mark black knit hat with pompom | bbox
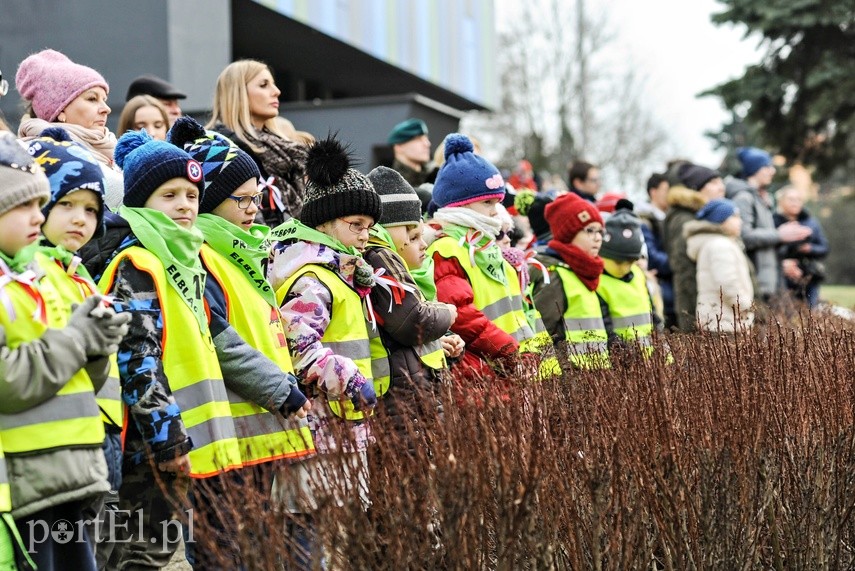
[299,135,381,228]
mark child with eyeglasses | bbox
[528,192,611,370]
[426,134,555,382]
[268,135,381,517]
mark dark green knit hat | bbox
[387,118,428,145]
[299,136,381,228]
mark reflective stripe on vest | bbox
[554,266,610,370]
[201,244,315,465]
[276,264,375,421]
[368,326,391,397]
[417,338,446,370]
[100,247,242,478]
[35,253,125,427]
[0,447,9,513]
[597,268,654,358]
[429,237,535,347]
[0,258,104,454]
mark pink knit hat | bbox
[15,49,109,122]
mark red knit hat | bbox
[544,192,604,243]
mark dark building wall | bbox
[280,94,463,173]
[0,0,169,131]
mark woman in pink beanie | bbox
[16,49,124,210]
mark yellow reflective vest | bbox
[428,236,557,375]
[597,266,654,357]
[276,264,377,421]
[34,252,123,429]
[100,247,242,478]
[553,266,611,369]
[0,262,104,455]
[200,244,315,465]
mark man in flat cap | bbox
[388,118,435,187]
[126,74,187,126]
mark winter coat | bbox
[527,251,568,343]
[78,211,134,281]
[773,209,829,307]
[363,244,451,434]
[725,177,780,298]
[0,318,110,520]
[663,185,707,332]
[684,220,754,333]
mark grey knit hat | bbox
[367,166,421,227]
[299,136,381,228]
[600,205,644,262]
[0,132,51,217]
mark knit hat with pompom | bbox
[298,135,381,228]
[168,116,260,213]
[431,133,505,209]
[114,129,204,207]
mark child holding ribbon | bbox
[362,166,460,433]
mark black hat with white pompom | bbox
[298,135,381,229]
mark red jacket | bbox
[432,251,519,374]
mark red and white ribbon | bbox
[364,267,417,330]
[458,229,494,268]
[525,251,550,285]
[0,259,45,323]
[258,176,286,212]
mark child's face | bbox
[570,223,604,257]
[212,178,261,229]
[322,215,375,252]
[721,214,742,237]
[389,223,428,270]
[497,222,512,249]
[42,190,100,252]
[463,197,500,218]
[144,178,199,229]
[0,199,45,258]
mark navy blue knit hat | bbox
[431,134,505,209]
[737,147,772,178]
[26,128,106,238]
[697,198,738,224]
[114,129,204,207]
[168,117,260,214]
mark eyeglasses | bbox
[583,226,605,237]
[225,192,263,210]
[342,219,375,234]
[496,230,508,241]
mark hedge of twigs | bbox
[186,309,855,570]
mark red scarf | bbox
[547,240,604,291]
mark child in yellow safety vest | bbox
[268,136,380,511]
[95,130,247,568]
[169,118,317,567]
[23,127,128,568]
[427,134,553,381]
[529,192,611,370]
[0,132,130,570]
[595,202,662,360]
[362,166,461,436]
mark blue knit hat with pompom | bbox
[431,134,505,209]
[114,129,204,207]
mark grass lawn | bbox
[821,285,855,309]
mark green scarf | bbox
[120,206,208,332]
[369,225,438,301]
[196,214,276,307]
[270,218,361,257]
[440,223,507,285]
[35,240,93,281]
[0,243,39,274]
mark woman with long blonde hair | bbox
[208,59,311,226]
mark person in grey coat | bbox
[725,147,812,301]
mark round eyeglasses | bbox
[341,219,375,234]
[225,192,263,210]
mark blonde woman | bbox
[207,59,310,226]
[117,95,169,140]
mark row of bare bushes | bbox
[190,310,855,570]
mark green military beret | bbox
[387,118,428,145]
